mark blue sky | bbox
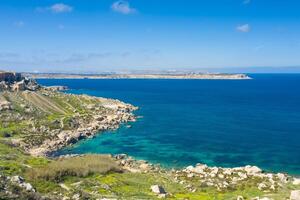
[1,0,300,72]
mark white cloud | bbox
[243,0,251,4]
[13,21,25,28]
[236,24,250,33]
[111,1,136,14]
[37,3,73,14]
[50,3,73,13]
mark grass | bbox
[1,90,300,199]
[0,138,298,200]
[25,155,122,182]
[0,122,27,138]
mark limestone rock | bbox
[0,100,12,111]
[150,185,166,194]
[244,165,262,175]
[293,178,300,185]
[291,190,300,200]
[258,183,267,191]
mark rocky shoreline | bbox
[1,72,300,200]
[26,97,138,157]
[55,153,300,199]
[0,72,138,157]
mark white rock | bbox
[20,182,35,192]
[186,166,194,171]
[139,163,150,171]
[291,190,300,200]
[11,176,24,183]
[277,173,288,183]
[238,172,248,180]
[211,167,219,174]
[223,169,233,175]
[244,165,262,175]
[72,194,80,200]
[258,183,267,190]
[193,164,208,174]
[218,174,225,179]
[293,178,300,185]
[237,196,244,200]
[150,185,166,194]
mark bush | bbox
[26,155,122,182]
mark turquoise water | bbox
[38,74,300,175]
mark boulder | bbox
[10,175,24,183]
[72,194,80,200]
[257,183,267,191]
[193,164,208,174]
[140,163,151,171]
[12,80,26,91]
[244,165,262,175]
[150,185,166,194]
[20,182,35,192]
[0,81,8,90]
[291,190,300,200]
[0,101,12,111]
[277,173,288,183]
[10,176,35,192]
[293,178,300,185]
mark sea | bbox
[38,74,300,175]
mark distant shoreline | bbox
[25,73,252,80]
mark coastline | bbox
[25,93,138,157]
[1,73,300,199]
[25,73,252,80]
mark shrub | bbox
[26,155,122,182]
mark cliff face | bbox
[0,72,40,92]
[0,72,22,83]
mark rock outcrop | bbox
[150,185,167,198]
[291,190,300,200]
[0,72,40,92]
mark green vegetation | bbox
[0,136,299,199]
[1,89,299,200]
[26,155,122,182]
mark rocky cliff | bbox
[0,72,40,92]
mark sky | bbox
[1,0,300,72]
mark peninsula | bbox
[25,72,251,80]
[0,72,299,200]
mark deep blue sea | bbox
[38,74,300,175]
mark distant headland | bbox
[24,72,251,80]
